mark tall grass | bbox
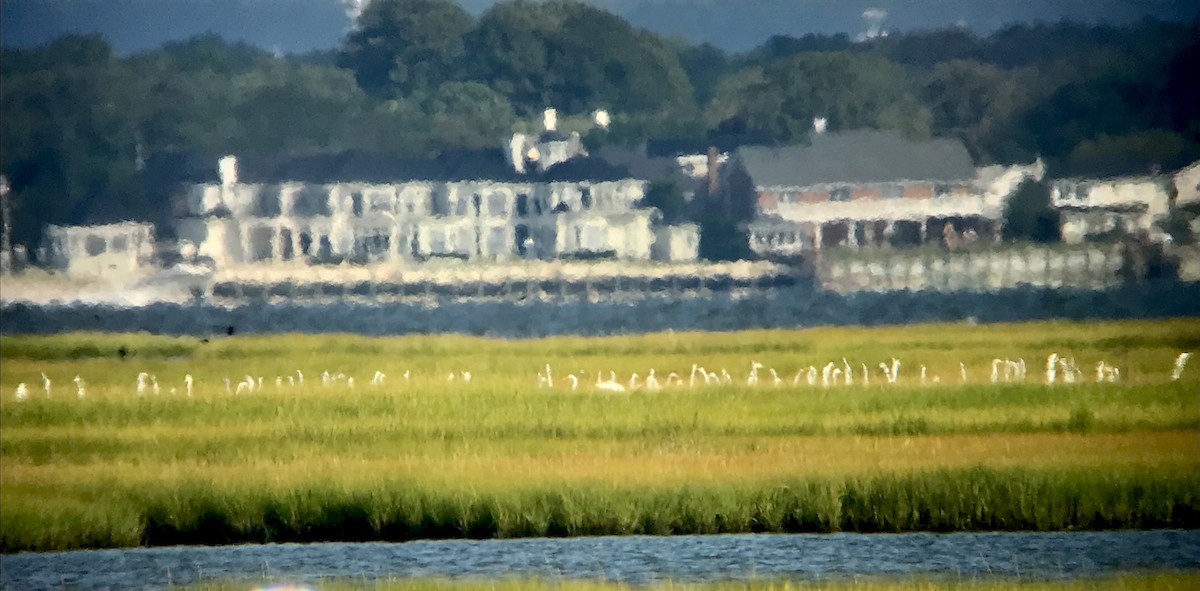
[1,319,1197,552]
[3,467,1197,552]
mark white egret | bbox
[596,372,626,392]
[185,374,194,397]
[1046,353,1059,384]
[1172,352,1192,381]
[566,374,579,391]
[747,361,763,386]
[960,363,967,384]
[646,369,661,391]
[73,375,86,398]
[15,383,28,400]
[41,373,51,397]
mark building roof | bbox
[162,148,643,186]
[594,146,688,186]
[646,133,772,158]
[734,129,975,188]
[539,156,633,182]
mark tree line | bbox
[1,0,1197,250]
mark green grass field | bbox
[1,319,1198,552]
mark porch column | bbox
[292,228,304,259]
[274,226,286,262]
[813,223,824,250]
[240,226,253,263]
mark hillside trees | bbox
[337,0,473,98]
[706,51,931,141]
[462,0,694,116]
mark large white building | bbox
[175,133,700,269]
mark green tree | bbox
[707,52,930,141]
[0,36,144,247]
[463,0,693,116]
[1002,179,1060,243]
[423,82,518,151]
[338,0,473,98]
[641,181,688,224]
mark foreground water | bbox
[3,531,1199,591]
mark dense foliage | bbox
[1,1,1197,250]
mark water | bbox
[3,530,1198,591]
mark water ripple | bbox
[3,530,1199,591]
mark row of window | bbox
[244,188,598,219]
[774,184,970,204]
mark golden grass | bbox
[1,319,1197,551]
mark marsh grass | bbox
[1,319,1198,552]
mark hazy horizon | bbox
[2,0,1195,55]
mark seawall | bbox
[2,281,1196,337]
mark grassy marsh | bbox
[1,319,1197,552]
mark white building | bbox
[44,222,156,277]
[175,148,697,268]
[1051,176,1173,244]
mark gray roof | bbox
[735,130,975,188]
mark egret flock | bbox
[7,352,1195,401]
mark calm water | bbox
[3,531,1199,591]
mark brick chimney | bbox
[706,146,720,198]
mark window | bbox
[280,229,294,260]
[84,235,106,256]
[581,187,593,209]
[111,236,129,252]
[351,193,364,217]
[516,194,529,217]
[831,188,851,202]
